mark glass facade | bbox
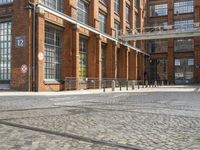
[0,21,11,82]
[174,0,193,14]
[77,0,89,24]
[150,4,168,17]
[44,26,62,81]
[41,0,63,12]
[174,19,194,30]
[174,38,194,52]
[99,12,107,33]
[79,36,88,80]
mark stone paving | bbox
[0,86,200,150]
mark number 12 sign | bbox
[15,36,26,48]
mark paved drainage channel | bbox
[0,120,145,150]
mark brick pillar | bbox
[107,41,117,79]
[137,54,144,80]
[88,33,97,78]
[120,0,126,34]
[194,0,200,83]
[118,46,128,80]
[167,0,174,84]
[108,0,114,36]
[35,10,45,91]
[96,35,102,87]
[129,51,138,80]
[11,0,32,91]
[168,39,174,83]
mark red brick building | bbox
[0,0,148,91]
[148,0,200,84]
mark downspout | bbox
[28,1,36,91]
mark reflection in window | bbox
[174,38,194,51]
[150,4,168,17]
[150,59,168,81]
[174,1,193,14]
[79,36,88,80]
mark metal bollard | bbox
[119,81,122,91]
[145,80,148,88]
[126,81,128,91]
[161,80,164,86]
[138,82,140,89]
[154,80,157,87]
[132,81,135,90]
[112,80,115,91]
[142,81,144,88]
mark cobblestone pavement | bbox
[0,86,200,150]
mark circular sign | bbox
[38,52,44,61]
[21,64,28,74]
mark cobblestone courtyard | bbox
[0,86,200,150]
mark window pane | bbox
[174,1,193,14]
[150,4,168,17]
[41,0,64,12]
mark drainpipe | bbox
[27,1,36,91]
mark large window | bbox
[114,20,120,38]
[77,0,89,24]
[134,11,139,29]
[44,26,62,81]
[41,0,63,12]
[0,0,12,4]
[174,1,193,14]
[148,40,168,53]
[79,37,88,80]
[126,4,130,23]
[99,11,107,33]
[0,21,11,82]
[134,0,139,9]
[174,19,194,30]
[114,0,120,15]
[174,38,194,51]
[99,0,107,5]
[150,4,168,17]
[101,44,106,79]
[149,20,168,30]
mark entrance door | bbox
[175,58,194,84]
[0,22,11,89]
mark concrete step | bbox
[0,84,10,90]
